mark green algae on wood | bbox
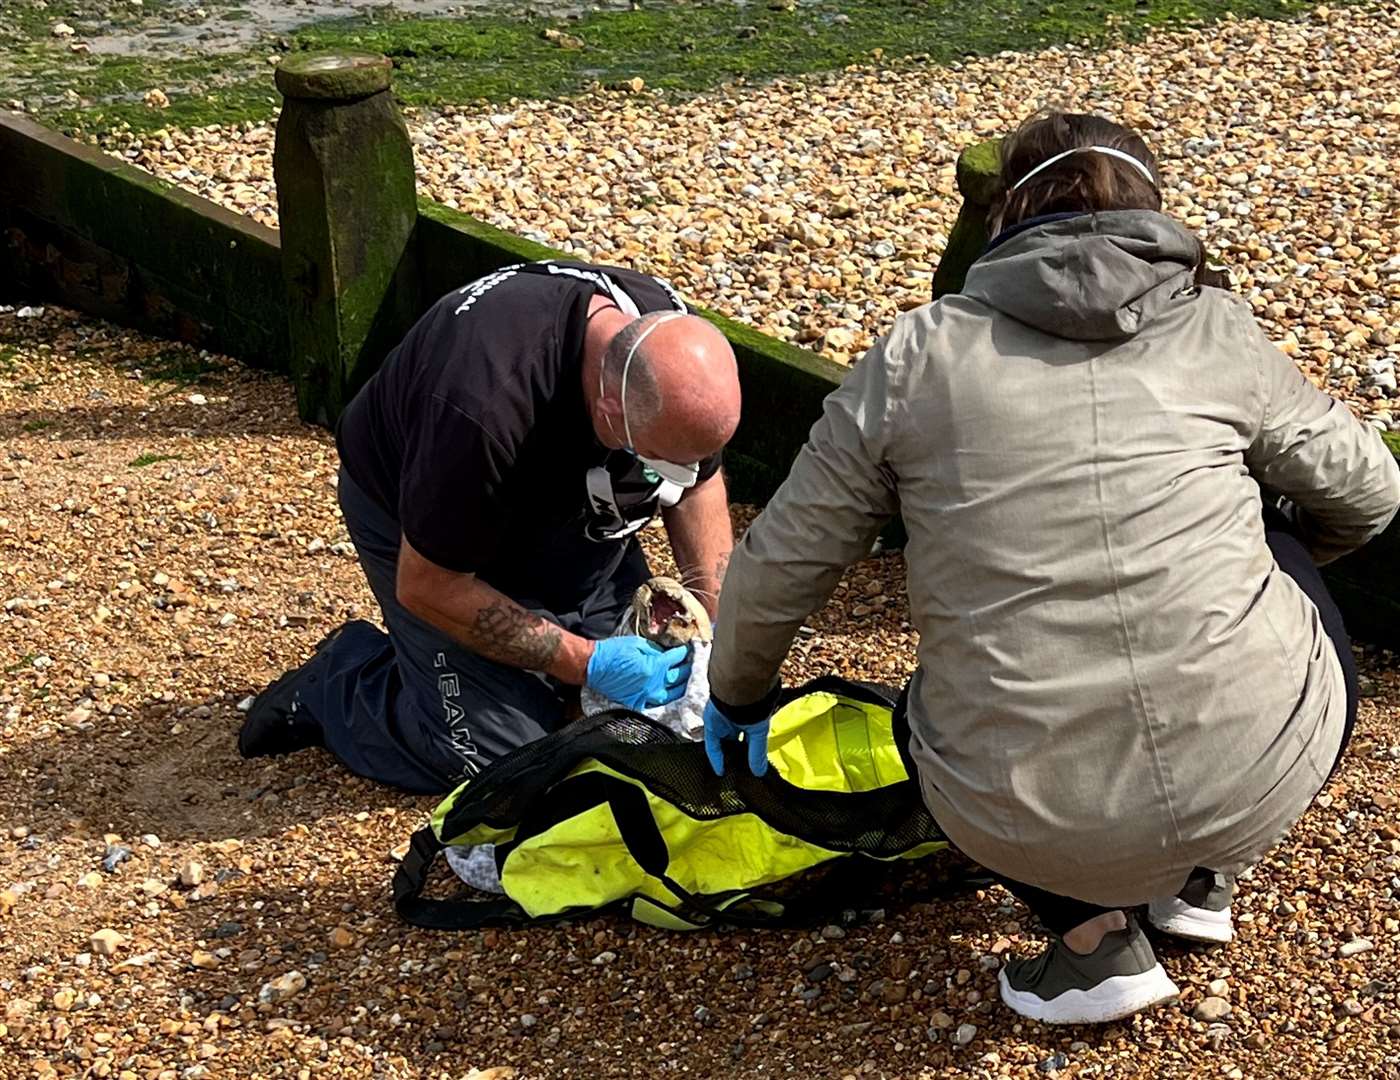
[274,50,393,100]
[273,50,420,426]
[932,138,1003,298]
[0,111,286,368]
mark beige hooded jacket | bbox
[709,211,1400,907]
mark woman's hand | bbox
[702,689,780,777]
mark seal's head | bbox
[628,576,712,650]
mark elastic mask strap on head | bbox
[1011,146,1157,192]
[619,312,686,451]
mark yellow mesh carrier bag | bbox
[393,677,950,930]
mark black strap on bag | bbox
[392,826,530,930]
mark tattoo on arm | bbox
[714,551,730,585]
[472,598,563,671]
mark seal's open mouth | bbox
[648,592,687,636]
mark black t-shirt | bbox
[336,261,722,613]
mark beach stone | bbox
[258,971,307,1004]
[1194,996,1232,1022]
[101,845,132,873]
[328,926,356,949]
[90,929,124,956]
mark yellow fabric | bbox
[765,692,909,791]
[631,897,704,930]
[499,800,661,918]
[432,786,517,848]
[495,758,947,921]
[434,690,947,925]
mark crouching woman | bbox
[702,111,1400,1024]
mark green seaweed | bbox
[18,0,1346,136]
[128,452,183,467]
[138,349,222,387]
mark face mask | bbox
[598,312,700,490]
[639,456,700,488]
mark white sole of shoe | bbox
[998,965,1181,1025]
[1147,897,1233,944]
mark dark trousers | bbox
[295,468,648,795]
[939,507,1359,936]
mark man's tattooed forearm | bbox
[472,599,563,671]
[714,551,731,585]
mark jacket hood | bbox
[962,211,1202,341]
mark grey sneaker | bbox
[1148,869,1234,944]
[998,917,1180,1024]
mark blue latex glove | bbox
[585,635,692,712]
[703,700,770,778]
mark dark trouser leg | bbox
[298,468,645,795]
[993,877,1118,937]
[1262,504,1359,775]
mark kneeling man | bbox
[239,261,741,793]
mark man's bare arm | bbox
[661,470,734,620]
[396,535,595,684]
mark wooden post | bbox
[931,138,1003,299]
[273,50,419,426]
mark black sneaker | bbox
[998,916,1180,1024]
[237,623,357,759]
[1148,868,1234,944]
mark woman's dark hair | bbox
[990,111,1161,235]
[990,109,1220,288]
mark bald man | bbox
[238,261,741,793]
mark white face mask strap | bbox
[1011,145,1157,192]
[617,312,685,450]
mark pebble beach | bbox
[3,2,1400,1077]
[96,3,1400,414]
[1,299,1398,1079]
